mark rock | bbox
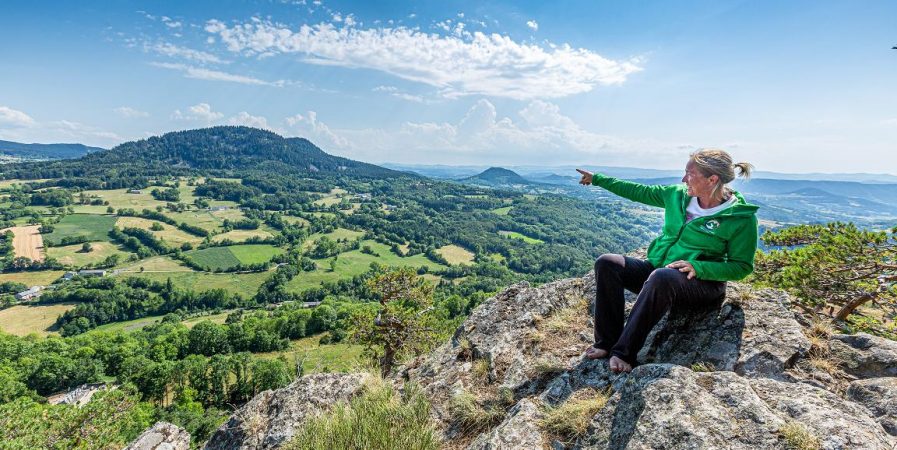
[125,422,190,450]
[829,333,897,378]
[847,377,897,436]
[203,373,369,450]
[465,399,545,450]
[640,285,810,376]
[575,364,895,450]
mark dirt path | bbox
[5,225,45,262]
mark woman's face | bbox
[682,161,717,198]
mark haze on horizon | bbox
[0,0,895,174]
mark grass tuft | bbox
[540,389,610,442]
[448,390,505,434]
[690,362,716,372]
[778,420,821,450]
[285,381,440,450]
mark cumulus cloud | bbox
[151,62,284,86]
[526,20,538,31]
[203,19,641,99]
[172,103,224,123]
[114,106,150,118]
[227,111,270,129]
[284,111,350,149]
[0,106,36,127]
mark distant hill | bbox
[0,140,104,160]
[464,167,530,185]
[1,126,401,180]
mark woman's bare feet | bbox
[584,346,609,360]
[609,356,633,373]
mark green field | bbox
[287,240,445,292]
[210,228,274,243]
[0,303,76,337]
[46,241,133,268]
[498,230,544,244]
[43,214,118,245]
[436,244,475,265]
[183,244,283,270]
[491,206,513,215]
[121,270,271,299]
[81,188,169,211]
[91,310,234,334]
[301,228,365,250]
[0,270,66,286]
[258,332,367,374]
[115,216,203,247]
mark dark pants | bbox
[593,255,726,365]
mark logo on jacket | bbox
[705,220,720,231]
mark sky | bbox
[0,0,895,173]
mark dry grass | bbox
[472,359,491,384]
[728,285,756,306]
[807,354,839,376]
[0,303,76,336]
[544,299,586,333]
[448,390,506,435]
[779,421,821,450]
[435,244,475,265]
[690,362,716,372]
[540,388,610,442]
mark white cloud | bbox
[284,111,350,149]
[203,19,641,99]
[526,20,539,31]
[227,111,270,129]
[160,16,182,28]
[114,106,150,118]
[372,85,426,103]
[151,62,285,86]
[172,103,224,123]
[148,42,224,64]
[0,106,36,127]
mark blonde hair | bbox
[689,148,754,200]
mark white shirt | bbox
[685,195,737,222]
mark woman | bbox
[576,149,758,373]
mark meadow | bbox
[0,303,76,336]
[183,244,283,270]
[42,214,118,245]
[498,230,544,244]
[257,332,367,374]
[46,241,133,267]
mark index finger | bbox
[576,168,588,175]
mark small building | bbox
[384,204,399,211]
[14,285,43,301]
[354,193,373,201]
[209,205,231,211]
[62,271,77,280]
[302,301,322,308]
[127,189,142,194]
[78,269,107,277]
[47,383,112,407]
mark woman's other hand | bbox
[576,169,593,185]
[666,260,697,279]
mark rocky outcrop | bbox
[124,422,190,450]
[577,364,893,449]
[203,372,370,450]
[150,266,897,450]
[847,377,897,436]
[829,332,897,378]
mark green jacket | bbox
[591,173,759,281]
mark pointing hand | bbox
[576,169,593,186]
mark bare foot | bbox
[584,346,609,360]
[609,356,632,373]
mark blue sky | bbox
[1,0,895,173]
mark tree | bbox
[81,242,93,253]
[350,268,438,376]
[753,222,897,335]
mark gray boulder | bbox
[640,285,810,376]
[576,364,895,450]
[829,333,897,378]
[203,372,369,449]
[847,377,897,436]
[125,422,190,450]
[465,399,545,450]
